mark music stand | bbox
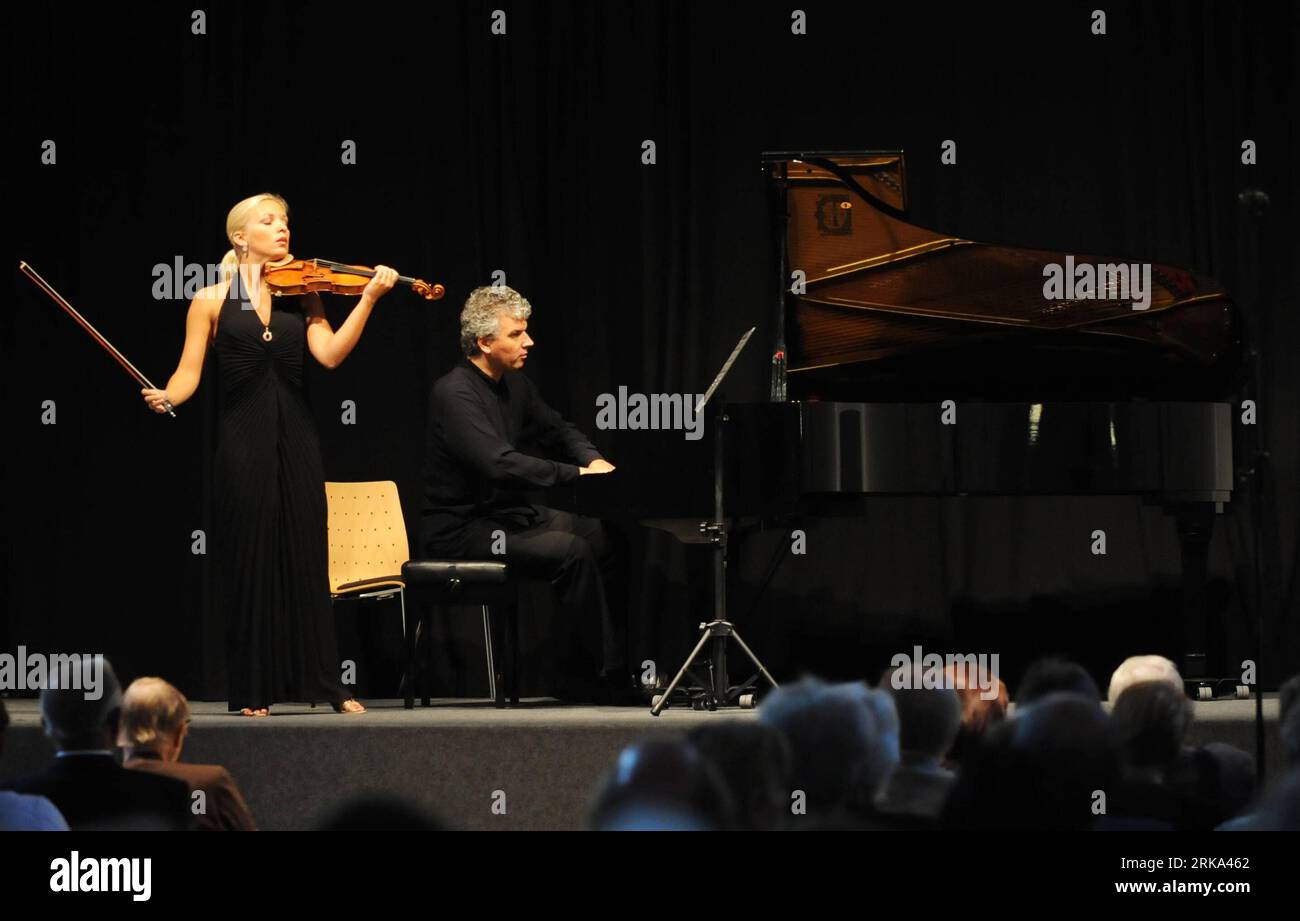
[650,326,779,714]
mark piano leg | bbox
[1174,502,1216,683]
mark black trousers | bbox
[427,506,626,680]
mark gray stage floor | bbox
[2,696,759,726]
[3,694,1275,725]
[0,696,1283,830]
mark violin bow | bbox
[19,261,176,417]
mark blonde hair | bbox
[218,192,290,282]
[118,677,190,751]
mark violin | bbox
[263,256,445,301]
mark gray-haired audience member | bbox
[0,698,69,831]
[758,677,899,827]
[874,667,961,827]
[1108,654,1182,702]
[686,721,791,831]
[1,660,191,830]
[1017,656,1101,705]
[119,677,258,831]
[588,737,736,830]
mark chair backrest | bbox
[325,481,411,594]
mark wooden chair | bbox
[325,480,506,707]
[325,481,410,701]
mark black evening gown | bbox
[211,273,348,711]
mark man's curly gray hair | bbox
[460,285,532,357]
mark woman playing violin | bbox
[142,192,398,716]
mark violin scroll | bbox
[412,279,446,300]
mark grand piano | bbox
[742,150,1238,494]
[731,151,1240,686]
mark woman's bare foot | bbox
[333,698,366,714]
[239,707,270,717]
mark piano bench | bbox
[400,560,519,710]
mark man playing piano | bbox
[419,285,631,702]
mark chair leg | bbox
[403,593,415,710]
[398,587,407,641]
[508,604,520,705]
[481,604,497,704]
[421,604,434,707]
[488,606,507,709]
[320,596,333,710]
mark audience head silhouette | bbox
[1110,679,1192,775]
[758,677,899,821]
[880,665,962,760]
[686,721,792,830]
[39,658,123,751]
[1018,656,1101,705]
[588,737,735,830]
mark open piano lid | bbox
[766,151,1240,400]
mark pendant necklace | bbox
[254,284,272,341]
[241,266,273,341]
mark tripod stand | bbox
[650,328,779,715]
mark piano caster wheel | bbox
[1196,685,1213,701]
[738,693,757,709]
[652,694,666,710]
[691,697,708,712]
[1235,685,1251,700]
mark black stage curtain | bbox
[5,1,1297,698]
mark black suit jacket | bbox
[4,754,192,830]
